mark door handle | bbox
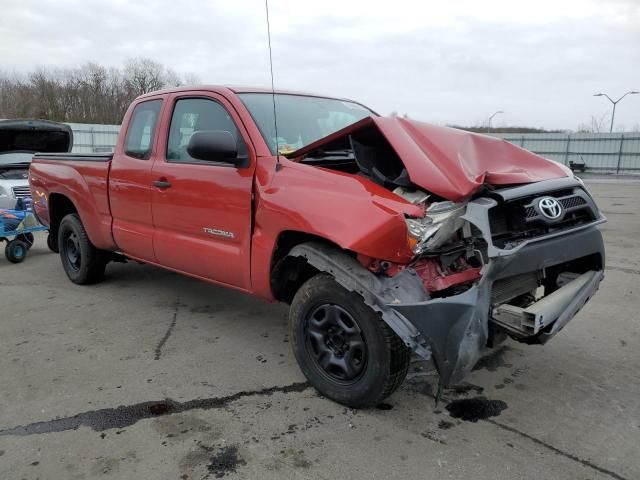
[153,179,172,189]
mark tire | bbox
[46,232,58,253]
[290,273,410,408]
[5,239,28,263]
[58,213,107,284]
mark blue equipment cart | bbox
[0,199,48,263]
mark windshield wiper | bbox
[301,149,355,162]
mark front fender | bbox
[253,157,421,263]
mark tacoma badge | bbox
[203,227,234,239]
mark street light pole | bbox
[593,91,639,133]
[487,110,504,133]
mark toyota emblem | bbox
[538,197,563,220]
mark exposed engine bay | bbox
[297,122,414,190]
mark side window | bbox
[124,100,162,159]
[167,98,247,163]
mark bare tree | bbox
[577,113,609,133]
[0,58,197,124]
[123,58,163,96]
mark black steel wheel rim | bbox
[304,303,367,384]
[64,232,81,272]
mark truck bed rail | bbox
[33,153,113,162]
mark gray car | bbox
[0,119,73,209]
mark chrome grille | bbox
[11,186,31,198]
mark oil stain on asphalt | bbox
[445,396,508,422]
[0,382,309,437]
[205,445,246,478]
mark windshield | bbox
[238,93,374,155]
[0,152,33,166]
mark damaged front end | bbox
[286,118,606,388]
[383,178,606,387]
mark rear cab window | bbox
[124,99,162,159]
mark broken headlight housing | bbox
[406,201,467,255]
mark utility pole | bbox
[593,91,639,132]
[487,110,504,133]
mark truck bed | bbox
[30,152,115,250]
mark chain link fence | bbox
[493,132,640,174]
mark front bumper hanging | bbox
[390,223,605,387]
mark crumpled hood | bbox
[290,117,570,202]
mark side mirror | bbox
[187,130,240,165]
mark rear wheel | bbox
[58,214,107,284]
[5,239,28,263]
[290,273,410,408]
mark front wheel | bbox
[289,273,410,408]
[58,214,107,284]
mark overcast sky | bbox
[2,0,639,130]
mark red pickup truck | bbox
[30,86,606,407]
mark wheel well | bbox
[270,231,351,304]
[48,194,78,249]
